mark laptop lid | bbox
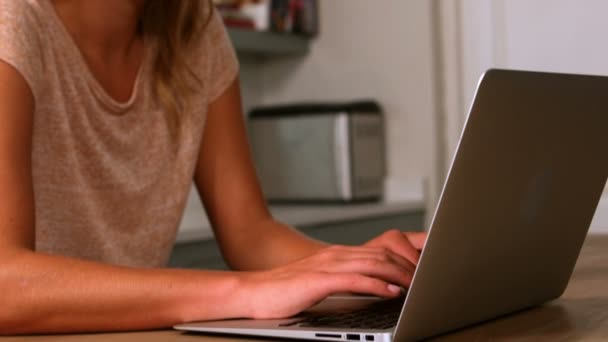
[395,69,608,340]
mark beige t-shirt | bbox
[0,0,239,267]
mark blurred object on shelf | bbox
[270,0,318,36]
[214,0,318,37]
[269,0,292,33]
[295,0,319,36]
[214,0,270,31]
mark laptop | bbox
[174,69,608,341]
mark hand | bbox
[238,245,414,319]
[363,229,428,267]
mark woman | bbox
[0,0,426,334]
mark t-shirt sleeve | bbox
[0,0,44,103]
[203,6,240,102]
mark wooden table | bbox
[4,235,608,342]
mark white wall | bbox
[437,0,608,232]
[258,0,439,206]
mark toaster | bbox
[248,100,386,202]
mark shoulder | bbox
[0,0,47,48]
[188,7,235,67]
[0,0,48,104]
[203,7,232,46]
[190,6,239,101]
[0,0,45,26]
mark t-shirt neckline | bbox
[42,0,149,114]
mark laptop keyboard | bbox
[293,297,404,330]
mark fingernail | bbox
[387,284,401,294]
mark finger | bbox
[310,246,416,287]
[326,257,414,287]
[381,248,416,274]
[381,230,422,265]
[356,247,416,275]
[320,273,404,299]
[315,245,408,267]
[318,246,416,275]
[404,232,428,250]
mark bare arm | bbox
[195,79,329,271]
[195,80,427,271]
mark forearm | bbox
[1,249,246,335]
[223,219,328,271]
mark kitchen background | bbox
[178,0,608,247]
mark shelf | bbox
[227,28,311,56]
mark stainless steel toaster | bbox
[248,101,386,202]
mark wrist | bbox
[232,271,259,319]
[174,270,247,323]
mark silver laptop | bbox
[174,69,608,341]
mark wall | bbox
[436,0,608,232]
[258,0,439,206]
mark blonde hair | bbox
[140,0,213,139]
